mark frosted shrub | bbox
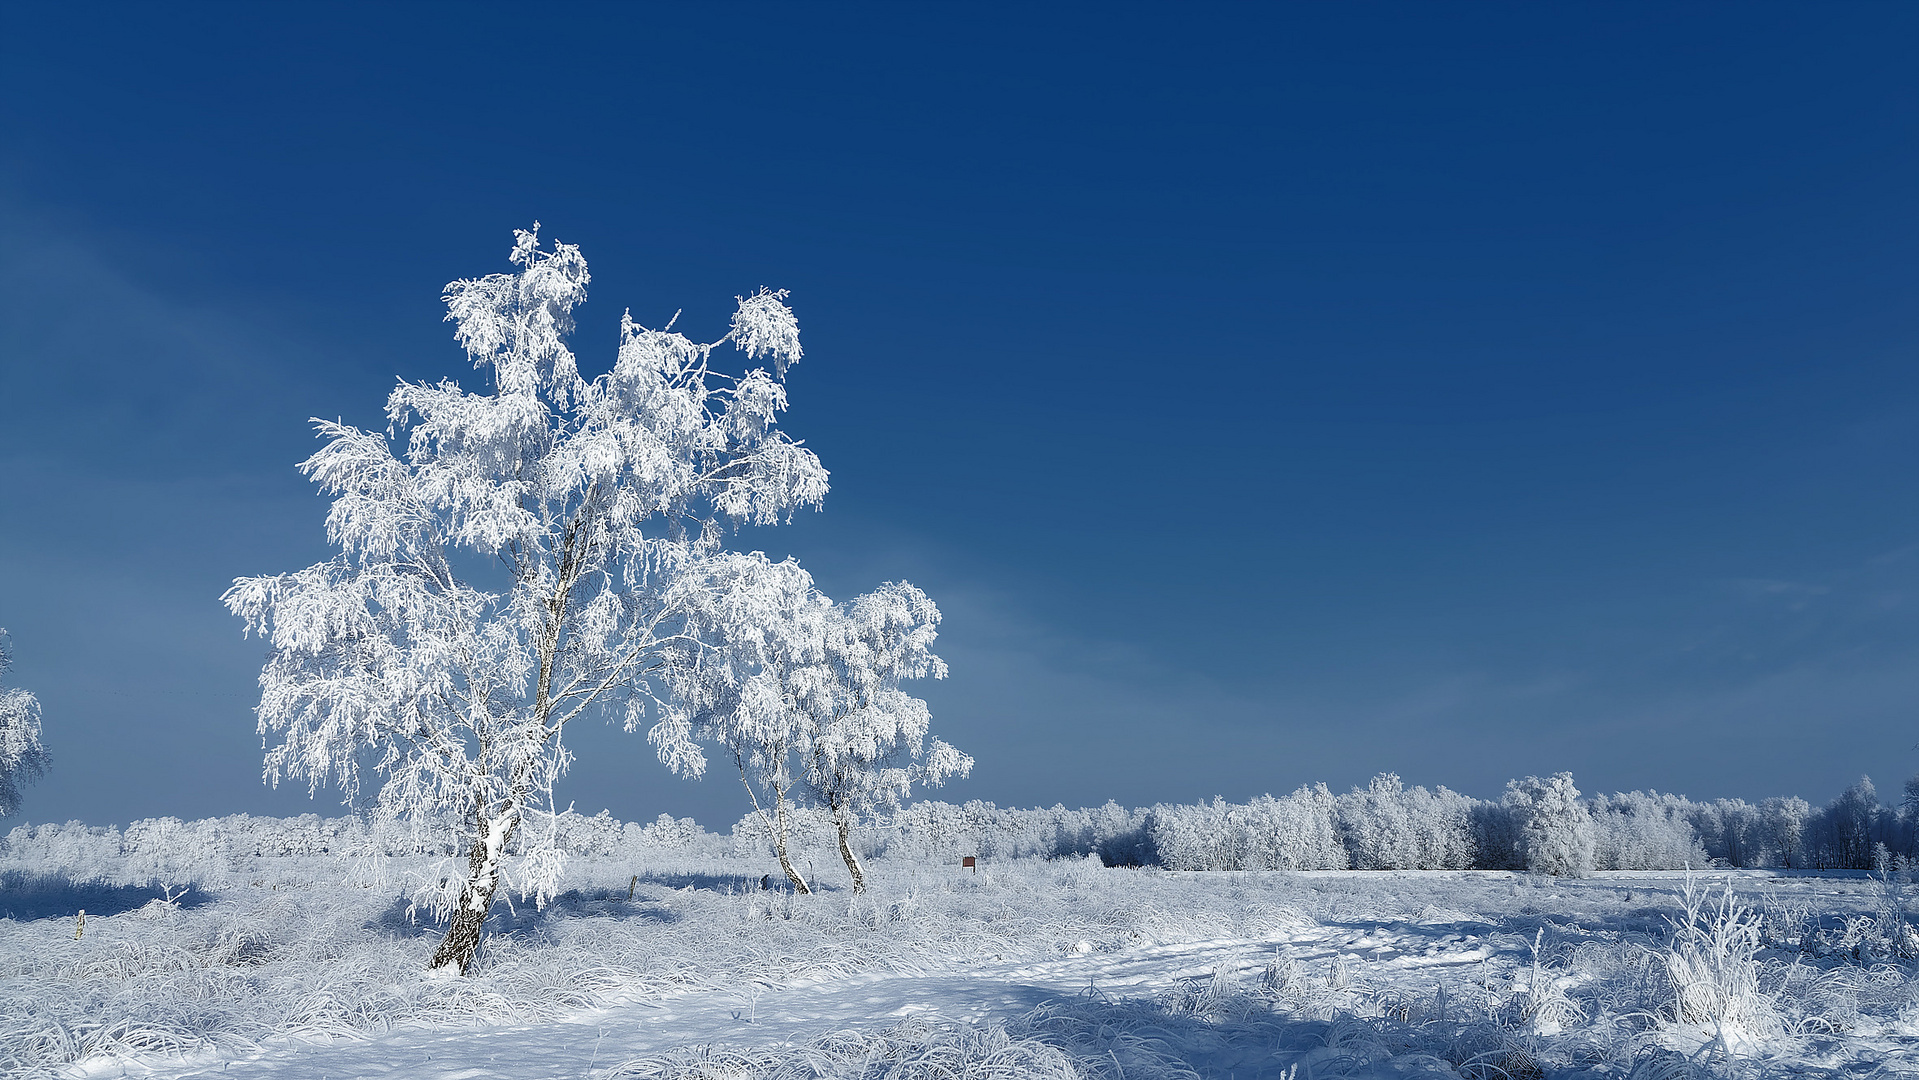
[1760,796,1811,869]
[1150,787,1346,871]
[1470,801,1525,871]
[540,809,628,857]
[1703,798,1770,867]
[657,570,967,895]
[860,800,1148,864]
[733,805,841,862]
[1504,773,1594,877]
[1243,787,1347,870]
[122,816,229,898]
[1901,774,1919,859]
[802,583,971,892]
[1801,778,1898,869]
[1151,797,1247,871]
[1087,801,1156,866]
[1335,774,1417,870]
[629,813,709,851]
[1,821,122,882]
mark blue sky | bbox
[1,4,1915,829]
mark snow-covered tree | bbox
[0,628,50,818]
[654,571,968,894]
[1800,776,1892,869]
[1335,773,1478,871]
[1760,795,1810,869]
[1504,772,1595,877]
[224,226,826,974]
[653,551,831,892]
[1900,774,1919,859]
[123,815,229,900]
[805,582,970,892]
[1587,790,1709,871]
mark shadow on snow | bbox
[0,869,216,921]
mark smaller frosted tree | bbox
[652,551,831,893]
[806,582,970,893]
[655,571,969,894]
[1504,772,1594,877]
[1822,776,1880,869]
[0,628,50,818]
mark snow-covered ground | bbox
[5,857,1917,1079]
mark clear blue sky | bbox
[1,4,1914,829]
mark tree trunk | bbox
[740,763,810,895]
[772,790,811,894]
[428,807,519,975]
[428,883,497,975]
[829,795,866,894]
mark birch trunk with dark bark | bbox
[829,793,866,894]
[428,803,522,974]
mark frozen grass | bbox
[1,856,1916,1078]
[601,1018,1090,1080]
[1664,876,1782,1052]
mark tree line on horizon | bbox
[9,769,1915,892]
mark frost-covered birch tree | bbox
[653,576,969,895]
[806,583,970,893]
[653,551,832,893]
[224,226,826,973]
[0,628,50,818]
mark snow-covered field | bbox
[4,854,1918,1080]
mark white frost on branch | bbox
[223,225,827,965]
[0,628,50,818]
[729,288,803,375]
[808,582,971,822]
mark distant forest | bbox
[8,770,1914,882]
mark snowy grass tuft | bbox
[1664,875,1782,1051]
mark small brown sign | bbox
[962,856,976,872]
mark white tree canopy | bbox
[1505,772,1595,877]
[653,572,968,892]
[0,628,50,818]
[807,582,970,818]
[224,225,827,971]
